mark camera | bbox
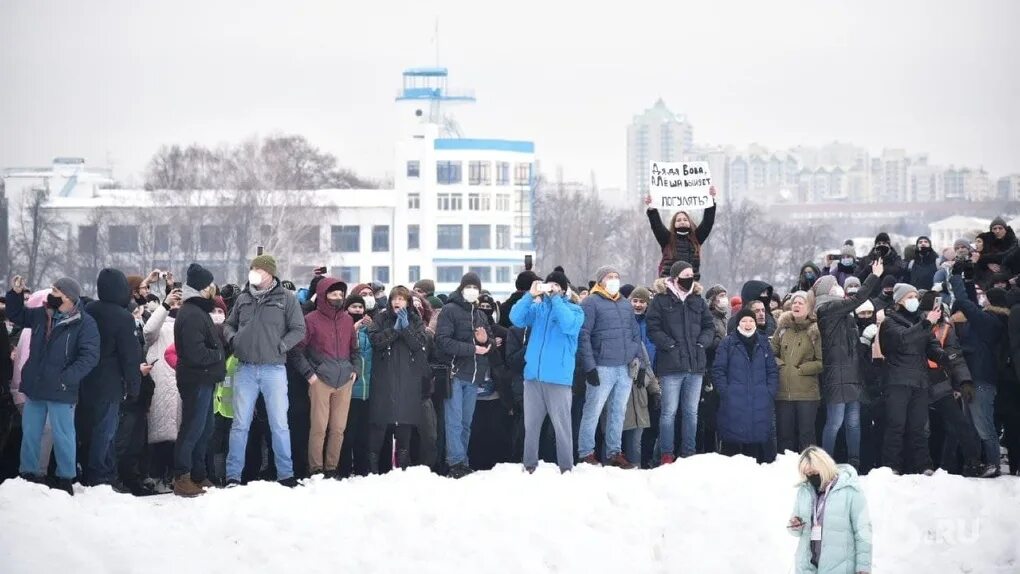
[537,283,552,293]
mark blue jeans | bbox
[85,399,120,485]
[227,364,293,481]
[21,399,77,479]
[444,378,478,466]
[822,401,861,461]
[620,428,642,467]
[659,373,703,457]
[579,365,632,459]
[970,383,999,466]
[175,382,215,481]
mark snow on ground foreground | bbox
[0,453,1017,573]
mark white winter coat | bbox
[144,305,181,443]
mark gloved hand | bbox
[650,392,662,412]
[395,307,409,331]
[635,369,647,388]
[586,369,600,387]
[961,382,976,403]
[860,323,879,345]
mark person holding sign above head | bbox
[644,187,717,280]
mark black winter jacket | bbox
[950,275,1008,386]
[647,205,716,279]
[856,247,906,283]
[926,323,971,404]
[368,308,429,426]
[646,289,715,375]
[82,269,143,402]
[174,293,227,387]
[815,274,880,404]
[435,291,493,385]
[908,249,939,291]
[878,309,946,389]
[726,280,778,335]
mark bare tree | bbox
[9,186,66,288]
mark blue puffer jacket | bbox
[5,289,100,404]
[636,314,656,367]
[789,465,872,574]
[352,326,373,400]
[712,332,778,444]
[579,289,642,372]
[509,294,584,386]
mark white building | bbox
[999,174,1020,201]
[928,215,989,249]
[1,68,536,298]
[626,99,694,202]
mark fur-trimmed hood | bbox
[776,310,820,343]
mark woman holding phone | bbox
[142,285,185,489]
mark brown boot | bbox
[173,476,205,498]
[606,453,635,470]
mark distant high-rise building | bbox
[998,174,1020,201]
[627,99,694,201]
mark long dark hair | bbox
[667,211,701,259]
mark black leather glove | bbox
[635,369,647,388]
[586,369,600,386]
[961,382,976,403]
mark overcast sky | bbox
[2,0,1018,189]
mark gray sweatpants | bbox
[523,380,574,472]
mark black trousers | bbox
[115,399,149,484]
[776,400,819,454]
[369,423,413,460]
[720,441,766,463]
[933,394,982,472]
[338,399,371,478]
[882,385,930,473]
[468,399,512,471]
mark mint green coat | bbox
[789,465,872,574]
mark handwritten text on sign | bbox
[649,161,713,209]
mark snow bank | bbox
[0,453,1017,573]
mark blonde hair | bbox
[797,446,839,487]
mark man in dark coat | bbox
[172,264,225,496]
[856,232,906,282]
[727,280,777,336]
[878,283,946,474]
[813,261,882,469]
[6,275,100,495]
[792,262,821,293]
[435,272,493,478]
[80,268,143,487]
[908,236,938,291]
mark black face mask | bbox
[918,246,932,254]
[807,474,822,491]
[882,289,894,297]
[675,226,691,235]
[856,316,874,331]
[348,311,364,321]
[329,299,345,309]
[677,277,694,291]
[46,294,64,310]
[874,245,890,257]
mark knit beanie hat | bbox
[427,295,443,310]
[458,272,481,292]
[811,275,838,299]
[250,254,278,277]
[629,287,651,303]
[855,299,875,315]
[620,284,635,299]
[515,270,540,292]
[875,232,891,245]
[344,295,366,310]
[545,266,570,292]
[991,216,1008,230]
[594,265,620,284]
[840,244,855,257]
[669,260,693,279]
[53,277,82,303]
[844,276,862,293]
[186,263,214,292]
[881,275,898,290]
[916,235,931,247]
[735,308,756,325]
[953,238,971,251]
[413,279,436,295]
[892,283,917,305]
[987,288,1009,308]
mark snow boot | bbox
[278,477,299,488]
[174,476,205,498]
[580,454,600,466]
[396,449,411,470]
[448,464,474,479]
[606,453,635,470]
[368,452,380,475]
[19,473,45,485]
[53,478,75,496]
[660,454,676,466]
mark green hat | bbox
[250,254,278,277]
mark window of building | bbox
[372,225,389,252]
[109,225,139,253]
[496,225,511,250]
[154,225,170,252]
[407,224,420,250]
[469,224,491,250]
[408,193,420,209]
[407,160,420,178]
[496,162,510,185]
[296,225,319,252]
[496,194,511,211]
[437,266,463,283]
[372,266,390,284]
[437,225,463,249]
[200,225,227,252]
[469,161,491,185]
[337,266,361,284]
[437,193,462,210]
[330,225,360,252]
[408,265,421,283]
[178,226,194,253]
[468,193,491,211]
[78,225,98,254]
[496,266,511,284]
[437,161,462,184]
[514,162,532,185]
[468,266,492,283]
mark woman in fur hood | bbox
[771,292,823,454]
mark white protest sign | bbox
[649,161,714,210]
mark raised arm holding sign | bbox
[649,161,715,210]
[644,179,718,280]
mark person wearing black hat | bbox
[509,266,584,473]
[435,272,493,478]
[907,236,939,291]
[499,270,540,329]
[170,264,225,496]
[856,231,905,283]
[871,275,899,312]
[337,294,374,478]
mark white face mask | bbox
[211,312,225,325]
[248,271,264,288]
[738,326,756,338]
[830,286,845,298]
[363,297,376,311]
[462,287,480,304]
[903,299,920,313]
[715,297,729,312]
[605,279,621,296]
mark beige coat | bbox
[770,311,823,401]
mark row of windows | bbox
[336,265,513,285]
[78,223,510,255]
[436,265,512,284]
[422,161,531,186]
[428,192,511,211]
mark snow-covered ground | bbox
[1,453,1017,573]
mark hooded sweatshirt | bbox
[83,269,143,402]
[726,280,777,335]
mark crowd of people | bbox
[0,207,1017,504]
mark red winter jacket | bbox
[288,277,358,388]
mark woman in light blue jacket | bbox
[788,446,872,574]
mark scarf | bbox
[250,279,279,300]
[590,283,620,302]
[665,278,689,301]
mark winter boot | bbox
[448,463,474,479]
[368,452,380,475]
[173,476,205,498]
[278,477,299,488]
[980,464,1000,478]
[606,453,635,470]
[660,454,676,466]
[53,478,75,496]
[580,454,600,466]
[396,449,411,470]
[19,473,45,485]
